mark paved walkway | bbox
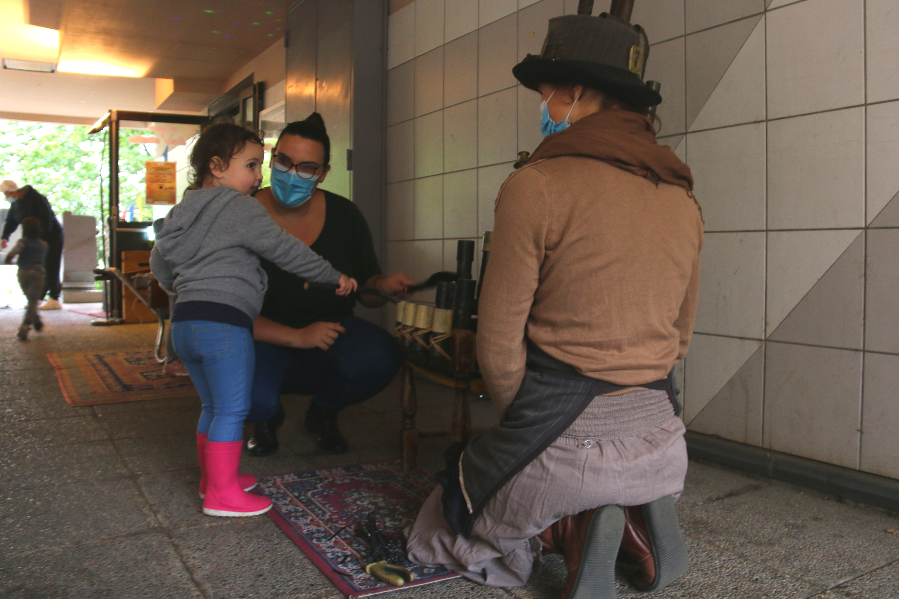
[1,307,898,598]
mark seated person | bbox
[405,11,702,598]
[246,113,413,455]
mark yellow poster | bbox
[145,161,177,205]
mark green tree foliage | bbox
[0,120,152,220]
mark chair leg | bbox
[400,362,419,472]
[451,376,471,444]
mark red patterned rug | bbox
[47,349,197,406]
[257,459,459,598]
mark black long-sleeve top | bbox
[2,186,62,242]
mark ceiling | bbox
[0,0,289,124]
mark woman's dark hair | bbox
[275,112,330,166]
[189,120,264,188]
[21,217,41,239]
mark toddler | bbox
[4,217,48,340]
[150,122,356,517]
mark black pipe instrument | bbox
[456,240,475,280]
[452,278,477,332]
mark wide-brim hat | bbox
[0,179,19,193]
[513,13,661,107]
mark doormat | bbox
[257,459,459,598]
[47,349,197,406]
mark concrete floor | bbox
[1,306,899,599]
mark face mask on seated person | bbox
[540,88,581,137]
[270,167,319,208]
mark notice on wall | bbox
[145,161,177,205]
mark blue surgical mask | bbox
[540,89,580,137]
[270,168,318,208]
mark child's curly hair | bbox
[188,120,263,189]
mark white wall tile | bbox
[443,169,479,238]
[689,18,766,132]
[518,0,562,59]
[866,0,899,104]
[519,0,542,8]
[387,241,415,282]
[446,0,479,42]
[689,123,766,232]
[632,0,685,43]
[694,232,766,339]
[480,0,518,27]
[683,334,762,424]
[478,13,518,96]
[517,84,543,155]
[862,353,899,479]
[386,181,414,241]
[414,175,444,239]
[413,111,445,178]
[645,38,686,136]
[414,47,445,117]
[478,162,514,234]
[478,88,518,166]
[767,230,859,336]
[766,0,865,119]
[415,0,445,57]
[866,101,899,225]
[444,32,479,107]
[767,107,865,229]
[387,62,415,126]
[765,343,862,469]
[865,229,899,354]
[686,0,764,34]
[388,3,416,70]
[386,121,414,183]
[413,239,446,303]
[444,100,479,172]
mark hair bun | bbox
[305,112,326,128]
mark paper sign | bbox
[145,161,177,205]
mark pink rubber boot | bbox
[197,433,257,499]
[202,440,272,517]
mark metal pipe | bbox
[577,0,594,15]
[646,80,662,124]
[108,111,121,318]
[609,0,634,22]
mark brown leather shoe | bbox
[536,507,622,599]
[621,505,656,587]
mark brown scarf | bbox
[528,109,694,192]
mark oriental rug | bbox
[257,459,459,598]
[47,349,197,406]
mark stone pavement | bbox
[1,306,898,598]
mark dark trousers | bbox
[43,231,63,301]
[247,316,401,422]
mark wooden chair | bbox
[400,329,491,472]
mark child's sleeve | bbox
[4,239,24,264]
[237,201,342,285]
[150,244,176,293]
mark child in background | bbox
[150,122,356,518]
[4,217,48,340]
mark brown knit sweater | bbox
[477,109,703,417]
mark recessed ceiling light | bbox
[2,58,56,73]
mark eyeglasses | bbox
[270,153,324,180]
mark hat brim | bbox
[513,58,662,108]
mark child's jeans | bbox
[18,268,44,329]
[171,320,254,442]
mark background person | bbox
[4,217,48,339]
[1,180,64,310]
[405,11,702,598]
[245,113,413,456]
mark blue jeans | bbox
[172,320,255,442]
[247,317,401,423]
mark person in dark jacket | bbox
[1,180,64,310]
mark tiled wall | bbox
[385,0,899,481]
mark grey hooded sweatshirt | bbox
[150,186,341,322]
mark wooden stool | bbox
[400,330,489,472]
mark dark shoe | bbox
[620,497,689,592]
[33,319,43,332]
[304,403,349,454]
[537,506,623,599]
[16,324,29,340]
[246,405,285,457]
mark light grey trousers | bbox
[405,389,688,587]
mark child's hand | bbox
[336,275,357,296]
